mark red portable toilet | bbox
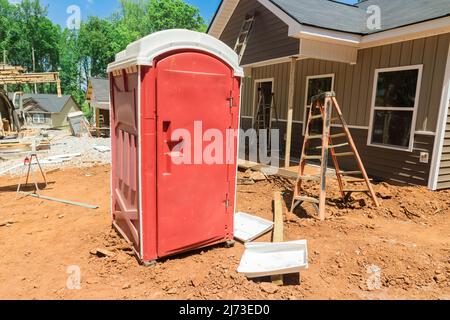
[107,29,243,264]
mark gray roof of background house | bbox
[88,78,110,103]
[210,0,450,35]
[8,93,72,113]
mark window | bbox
[368,66,423,151]
[303,74,334,135]
[32,114,45,124]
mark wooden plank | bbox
[271,191,284,286]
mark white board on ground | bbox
[234,212,274,243]
[237,240,308,279]
[93,146,111,153]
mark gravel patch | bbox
[0,130,111,176]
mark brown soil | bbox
[0,165,450,300]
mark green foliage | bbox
[0,0,208,104]
[81,101,93,121]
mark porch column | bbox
[284,57,297,168]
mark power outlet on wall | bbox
[420,152,429,164]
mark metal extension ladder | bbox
[234,15,255,63]
[253,89,279,152]
[290,92,380,220]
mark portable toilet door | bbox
[108,29,244,264]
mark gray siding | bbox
[219,0,299,66]
[437,99,450,189]
[294,34,450,131]
[240,120,434,186]
[238,34,450,186]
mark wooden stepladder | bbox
[234,15,255,63]
[291,92,379,220]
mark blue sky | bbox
[32,0,355,27]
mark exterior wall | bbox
[51,98,81,128]
[437,99,450,189]
[219,0,299,66]
[26,113,52,128]
[294,34,450,132]
[239,34,450,186]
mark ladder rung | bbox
[334,152,354,157]
[343,189,370,193]
[330,133,347,139]
[294,196,320,204]
[345,178,372,183]
[298,175,321,181]
[303,155,322,160]
[316,143,349,150]
[340,171,362,176]
[307,135,323,140]
[330,117,340,122]
[310,114,323,120]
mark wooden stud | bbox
[272,191,284,286]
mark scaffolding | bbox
[0,64,62,97]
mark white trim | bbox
[241,116,254,119]
[367,65,423,153]
[137,66,144,259]
[241,55,298,68]
[302,73,335,135]
[210,1,450,53]
[415,131,436,137]
[208,0,240,39]
[252,78,275,126]
[257,0,302,35]
[360,16,450,49]
[292,24,362,46]
[429,42,450,190]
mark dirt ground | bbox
[1,165,450,300]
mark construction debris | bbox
[68,111,92,137]
[0,130,110,176]
[237,240,309,279]
[234,212,274,243]
[0,219,16,227]
[90,248,115,258]
[19,192,99,210]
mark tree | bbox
[1,0,208,100]
[115,0,207,37]
[7,0,60,72]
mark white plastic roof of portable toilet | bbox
[107,29,244,77]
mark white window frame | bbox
[32,113,45,124]
[367,65,423,152]
[252,78,275,127]
[302,74,335,135]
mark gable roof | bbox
[8,93,73,113]
[209,0,450,37]
[87,77,110,103]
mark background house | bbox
[9,93,81,129]
[86,78,110,133]
[208,0,450,190]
